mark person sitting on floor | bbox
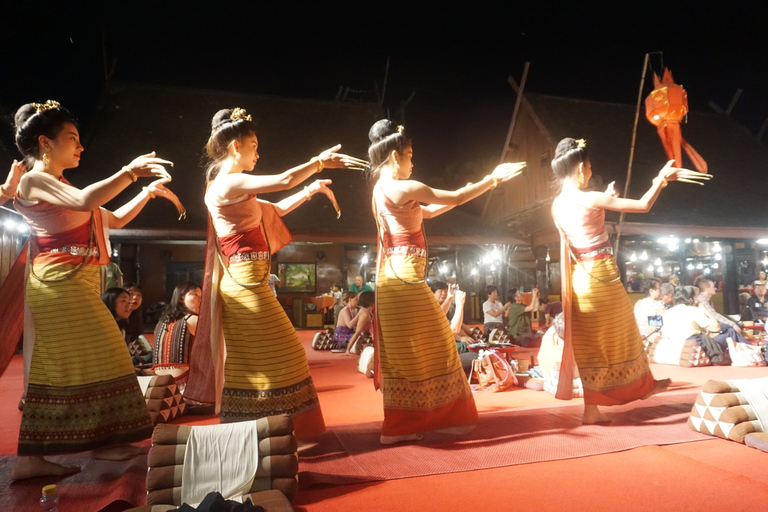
[332,282,344,324]
[345,290,375,356]
[331,291,360,352]
[153,282,202,373]
[537,313,583,397]
[543,299,563,327]
[696,279,750,345]
[102,287,152,366]
[124,282,145,343]
[661,286,726,364]
[505,287,541,347]
[634,278,665,340]
[431,281,476,376]
[742,280,768,322]
[482,285,509,339]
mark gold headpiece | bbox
[32,100,61,114]
[230,108,252,123]
[576,138,587,149]
[396,125,405,134]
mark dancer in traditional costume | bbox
[550,137,710,424]
[196,107,366,439]
[10,101,181,480]
[366,119,525,444]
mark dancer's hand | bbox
[307,179,341,218]
[1,159,27,198]
[146,178,187,220]
[658,160,711,185]
[490,161,526,183]
[604,181,620,197]
[125,151,173,180]
[318,145,368,171]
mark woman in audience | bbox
[550,137,709,424]
[10,100,177,480]
[331,291,359,352]
[345,290,375,356]
[661,286,725,363]
[124,283,145,342]
[154,282,202,367]
[194,106,365,438]
[633,278,665,341]
[366,119,525,444]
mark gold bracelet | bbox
[142,186,156,199]
[122,166,137,182]
[487,176,499,189]
[311,156,324,173]
[304,186,312,201]
[0,186,13,199]
[656,177,668,189]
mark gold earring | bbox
[43,152,50,166]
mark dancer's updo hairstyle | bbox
[551,137,589,186]
[14,102,78,168]
[205,108,257,184]
[366,119,411,181]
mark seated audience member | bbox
[630,273,644,292]
[659,282,675,310]
[544,299,563,327]
[332,282,344,324]
[662,286,725,363]
[483,285,509,339]
[345,291,375,356]
[742,281,768,322]
[348,274,373,293]
[634,278,664,339]
[505,287,541,347]
[431,281,476,375]
[696,279,749,345]
[538,313,583,397]
[757,270,768,288]
[102,287,152,366]
[153,282,202,368]
[668,274,680,287]
[124,283,145,342]
[331,292,360,352]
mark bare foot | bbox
[434,425,475,436]
[582,404,613,425]
[92,444,148,461]
[11,455,80,481]
[642,378,672,399]
[380,433,423,445]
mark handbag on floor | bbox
[469,350,517,392]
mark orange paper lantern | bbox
[644,68,707,173]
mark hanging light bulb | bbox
[546,251,551,262]
[687,263,695,270]
[656,266,664,273]
[361,254,369,265]
[653,258,662,266]
[640,251,648,261]
[646,265,654,273]
[470,267,479,276]
[712,263,719,269]
[630,252,637,262]
[696,262,703,269]
[715,253,722,261]
[703,267,711,275]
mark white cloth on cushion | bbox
[726,378,768,432]
[181,420,259,506]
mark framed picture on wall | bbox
[278,263,317,293]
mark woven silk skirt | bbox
[570,256,656,405]
[219,259,325,439]
[376,253,478,436]
[19,264,152,455]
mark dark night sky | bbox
[2,1,767,178]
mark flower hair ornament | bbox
[576,138,587,149]
[230,108,252,123]
[396,124,405,134]
[32,100,61,114]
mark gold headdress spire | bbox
[230,108,252,123]
[31,100,61,114]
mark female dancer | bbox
[367,119,525,444]
[550,137,710,424]
[10,100,180,480]
[200,107,366,438]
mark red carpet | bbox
[299,391,707,487]
[0,443,149,512]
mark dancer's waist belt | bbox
[229,251,270,263]
[385,245,427,259]
[571,242,613,261]
[46,245,99,257]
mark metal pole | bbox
[615,52,652,251]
